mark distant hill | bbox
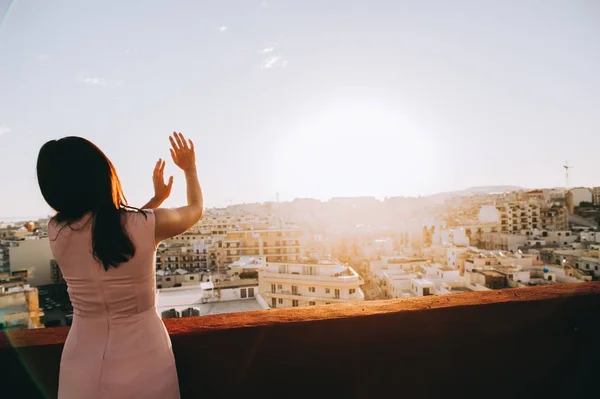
[452,186,527,196]
[423,185,527,206]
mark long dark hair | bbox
[37,137,143,271]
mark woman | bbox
[37,132,203,399]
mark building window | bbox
[271,284,276,293]
[277,284,282,289]
[309,287,315,293]
[325,288,330,294]
[292,300,299,307]
[271,298,276,308]
[165,278,171,281]
[249,287,255,297]
[278,298,283,304]
[190,276,195,280]
[349,289,356,295]
[309,301,316,306]
[241,288,247,298]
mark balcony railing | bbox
[2,282,599,399]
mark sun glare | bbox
[271,99,439,199]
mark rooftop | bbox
[156,286,262,316]
[412,278,434,286]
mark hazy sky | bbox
[1,0,599,217]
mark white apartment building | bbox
[381,266,468,298]
[435,228,470,247]
[496,202,541,233]
[446,247,469,269]
[580,231,600,244]
[574,257,600,277]
[8,237,54,287]
[481,232,528,251]
[531,230,577,246]
[259,260,364,308]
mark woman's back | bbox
[49,210,180,399]
[50,210,157,319]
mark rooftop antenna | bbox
[563,161,573,189]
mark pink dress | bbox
[48,210,180,399]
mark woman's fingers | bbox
[179,132,189,150]
[174,132,185,150]
[188,139,194,151]
[159,159,166,177]
[169,134,180,151]
[153,160,160,178]
[170,148,177,164]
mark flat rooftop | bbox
[157,298,263,317]
[156,287,263,316]
[412,279,434,286]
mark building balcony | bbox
[260,271,364,285]
[1,282,599,399]
[264,290,364,303]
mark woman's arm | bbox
[154,132,204,244]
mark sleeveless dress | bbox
[48,210,180,399]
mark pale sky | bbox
[0,0,599,217]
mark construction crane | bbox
[563,161,573,188]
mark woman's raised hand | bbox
[152,158,174,203]
[169,132,196,172]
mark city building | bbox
[50,260,65,284]
[220,226,304,265]
[480,232,528,251]
[0,244,9,273]
[8,237,54,287]
[574,257,600,277]
[496,201,541,233]
[156,277,265,318]
[570,188,593,207]
[0,272,44,330]
[540,206,569,231]
[259,260,364,308]
[593,187,600,206]
[156,243,208,271]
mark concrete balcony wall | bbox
[1,283,600,399]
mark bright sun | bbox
[271,99,439,199]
